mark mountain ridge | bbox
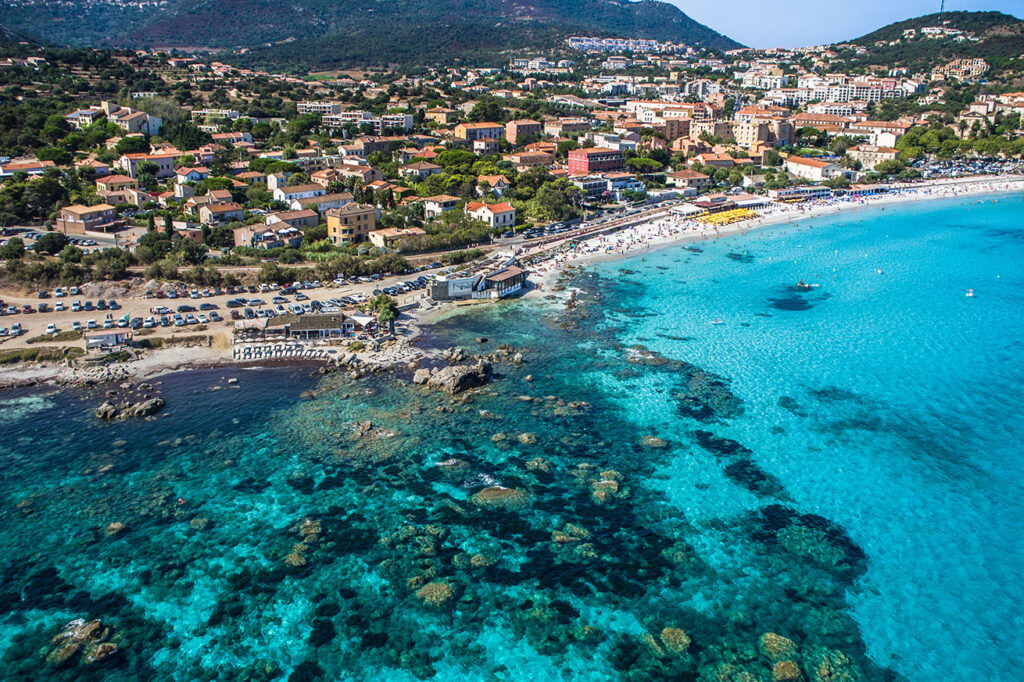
[1,0,741,69]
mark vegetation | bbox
[5,0,739,71]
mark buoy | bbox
[178,498,185,505]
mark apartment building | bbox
[326,203,377,245]
[567,148,624,174]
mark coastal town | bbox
[1,4,1024,682]
[0,19,1022,378]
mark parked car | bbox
[44,324,57,335]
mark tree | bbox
[147,214,156,232]
[370,294,399,334]
[59,244,84,263]
[164,214,173,237]
[36,146,72,166]
[33,232,69,255]
[0,237,25,260]
[115,136,150,155]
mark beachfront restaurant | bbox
[841,184,892,199]
[234,313,353,343]
[768,186,832,202]
[483,266,527,298]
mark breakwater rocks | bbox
[94,397,164,420]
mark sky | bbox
[669,0,1023,48]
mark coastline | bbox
[1,175,1022,392]
[525,175,1024,293]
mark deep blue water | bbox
[0,193,1021,681]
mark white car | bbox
[0,328,7,337]
[10,323,22,336]
[45,324,57,334]
[72,320,83,331]
[54,288,67,297]
[87,319,97,329]
[143,317,155,328]
[54,302,65,312]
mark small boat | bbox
[966,289,974,298]
[708,319,725,325]
[795,280,811,291]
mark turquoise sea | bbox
[0,193,1022,681]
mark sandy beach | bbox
[525,175,1024,292]
[1,175,1022,388]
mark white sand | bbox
[526,175,1024,293]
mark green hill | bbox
[846,11,1024,72]
[0,0,741,69]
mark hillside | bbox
[846,11,1024,71]
[0,23,38,46]
[0,0,741,68]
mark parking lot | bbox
[0,269,440,349]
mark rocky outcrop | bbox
[123,398,164,418]
[425,361,492,395]
[94,403,118,420]
[412,368,431,385]
[94,398,164,421]
[46,618,118,668]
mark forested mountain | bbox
[0,0,740,69]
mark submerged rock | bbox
[470,486,530,511]
[105,522,127,537]
[759,632,798,662]
[642,435,668,448]
[660,627,691,654]
[416,582,454,607]
[772,660,803,681]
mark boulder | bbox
[642,435,668,448]
[105,522,127,537]
[94,403,118,420]
[425,361,492,395]
[412,368,431,385]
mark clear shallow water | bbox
[0,194,1020,681]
